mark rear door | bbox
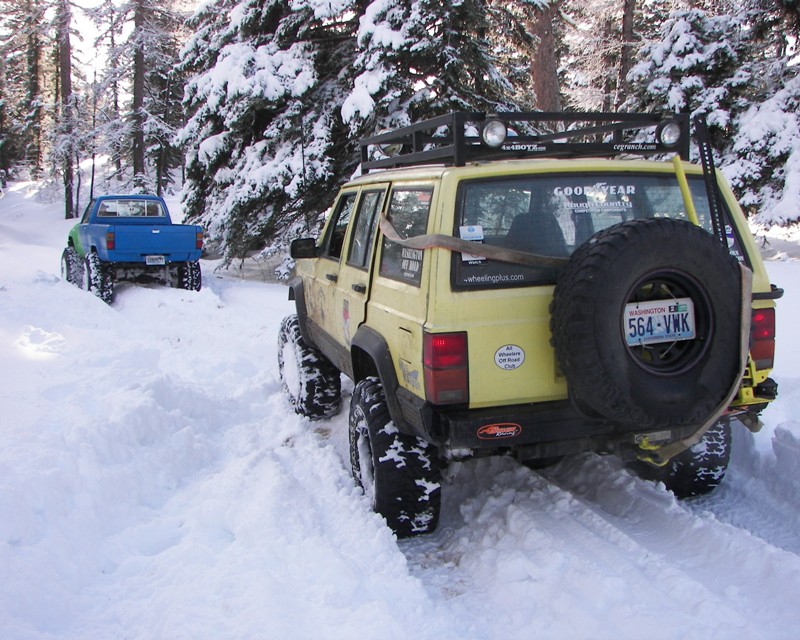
[333,187,388,346]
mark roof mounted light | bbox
[378,141,404,158]
[481,119,508,148]
[375,129,405,158]
[656,120,682,149]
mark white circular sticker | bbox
[494,344,525,370]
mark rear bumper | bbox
[395,381,775,461]
[395,387,699,458]
[100,251,202,263]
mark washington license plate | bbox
[145,255,166,266]
[624,297,696,346]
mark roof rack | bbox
[359,111,691,172]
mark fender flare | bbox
[287,276,312,345]
[351,325,405,430]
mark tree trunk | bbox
[56,0,74,219]
[530,1,562,112]
[24,0,44,176]
[132,0,146,189]
[616,0,637,108]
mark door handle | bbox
[326,273,338,282]
[352,283,366,293]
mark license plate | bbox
[624,297,695,346]
[145,255,166,266]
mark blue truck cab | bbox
[61,194,204,303]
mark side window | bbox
[379,188,433,286]
[347,190,385,269]
[81,201,95,223]
[321,192,358,260]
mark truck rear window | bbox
[452,173,741,289]
[97,199,166,218]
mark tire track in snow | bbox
[400,453,800,639]
[543,452,800,639]
[682,422,800,555]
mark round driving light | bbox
[481,119,508,148]
[378,142,403,157]
[656,120,682,148]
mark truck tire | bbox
[277,315,341,419]
[178,261,202,291]
[349,377,442,538]
[60,247,82,286]
[83,252,114,304]
[550,218,741,429]
[627,419,732,498]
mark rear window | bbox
[452,173,741,289]
[96,199,166,218]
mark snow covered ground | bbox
[1,182,800,639]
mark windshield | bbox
[453,172,742,289]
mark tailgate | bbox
[113,225,198,259]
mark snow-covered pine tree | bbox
[127,0,186,193]
[624,7,750,148]
[87,0,129,186]
[721,0,800,225]
[53,0,77,218]
[625,2,800,226]
[180,0,361,263]
[0,0,49,176]
[84,0,186,193]
[343,0,522,137]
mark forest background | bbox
[2,0,799,266]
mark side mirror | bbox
[291,237,318,259]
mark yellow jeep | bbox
[280,112,780,538]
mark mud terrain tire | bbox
[628,419,732,498]
[551,218,741,429]
[278,315,341,419]
[349,377,442,538]
[60,247,83,286]
[178,261,202,291]
[83,252,114,303]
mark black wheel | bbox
[349,377,442,538]
[83,252,113,303]
[60,247,83,286]
[178,261,202,291]
[627,420,732,498]
[550,218,741,429]
[277,315,341,419]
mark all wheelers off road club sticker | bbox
[495,344,525,370]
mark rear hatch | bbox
[434,163,757,409]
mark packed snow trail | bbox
[2,185,800,639]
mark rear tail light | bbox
[423,331,468,404]
[750,307,775,370]
[106,231,115,251]
[196,232,204,250]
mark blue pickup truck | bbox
[61,195,203,303]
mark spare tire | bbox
[550,218,742,429]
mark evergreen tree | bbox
[180,0,362,261]
[0,0,49,175]
[342,0,522,135]
[53,0,77,218]
[725,72,800,224]
[624,8,750,144]
[88,0,127,184]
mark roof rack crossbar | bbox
[359,111,690,172]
